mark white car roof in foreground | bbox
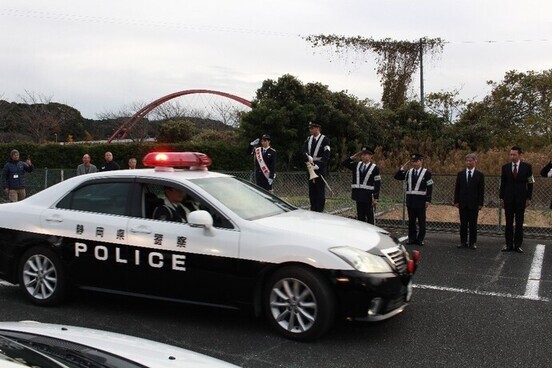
[0,321,238,367]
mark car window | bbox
[57,182,132,216]
[139,183,234,229]
[190,177,296,220]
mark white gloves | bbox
[268,178,273,185]
[250,138,260,146]
[313,164,319,170]
[306,155,314,164]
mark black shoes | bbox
[514,247,524,253]
[418,241,425,246]
[457,243,468,248]
[469,244,477,250]
[501,245,513,252]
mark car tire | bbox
[19,246,66,306]
[264,266,336,341]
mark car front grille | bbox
[381,247,408,273]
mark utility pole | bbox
[419,38,424,110]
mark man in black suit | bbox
[394,154,433,246]
[303,121,331,212]
[341,146,381,224]
[247,134,276,191]
[499,146,534,253]
[454,153,485,250]
[541,160,552,209]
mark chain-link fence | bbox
[9,169,552,238]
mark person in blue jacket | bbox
[2,149,33,202]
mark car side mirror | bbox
[187,210,213,230]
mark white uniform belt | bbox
[352,184,375,190]
[313,157,322,161]
[406,190,427,195]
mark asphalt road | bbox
[1,232,551,368]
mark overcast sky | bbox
[1,0,551,119]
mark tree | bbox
[455,69,552,149]
[240,74,379,170]
[304,35,445,109]
[157,119,195,143]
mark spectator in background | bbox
[500,146,534,253]
[540,160,552,209]
[99,151,120,172]
[128,158,137,170]
[2,149,33,202]
[454,153,485,250]
[76,154,97,175]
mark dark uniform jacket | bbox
[541,161,552,178]
[246,145,276,181]
[499,162,533,203]
[341,158,381,202]
[302,134,330,175]
[541,161,552,209]
[99,161,120,172]
[454,169,485,209]
[2,159,33,190]
[394,168,433,208]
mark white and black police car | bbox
[0,321,237,367]
[0,152,419,341]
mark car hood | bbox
[0,321,238,367]
[254,209,397,252]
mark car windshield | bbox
[190,176,296,220]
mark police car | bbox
[0,321,237,367]
[0,152,419,341]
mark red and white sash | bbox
[255,147,271,180]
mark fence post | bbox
[497,181,502,233]
[61,169,64,182]
[44,168,48,189]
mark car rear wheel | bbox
[19,246,66,306]
[264,266,336,341]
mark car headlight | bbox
[329,246,393,273]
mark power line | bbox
[1,8,550,44]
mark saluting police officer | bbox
[341,146,381,224]
[303,121,331,212]
[247,134,276,191]
[394,154,433,245]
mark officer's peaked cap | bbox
[361,146,374,155]
[410,153,424,160]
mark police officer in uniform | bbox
[302,121,331,212]
[341,146,381,224]
[247,134,276,191]
[394,154,433,245]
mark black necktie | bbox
[413,169,418,182]
[513,164,518,178]
[467,170,472,183]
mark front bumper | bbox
[329,270,413,321]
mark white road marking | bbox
[0,280,16,287]
[524,244,546,300]
[414,283,550,303]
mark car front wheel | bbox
[19,246,66,306]
[264,266,336,341]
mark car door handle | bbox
[130,227,152,234]
[44,215,63,223]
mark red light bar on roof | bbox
[142,152,212,170]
